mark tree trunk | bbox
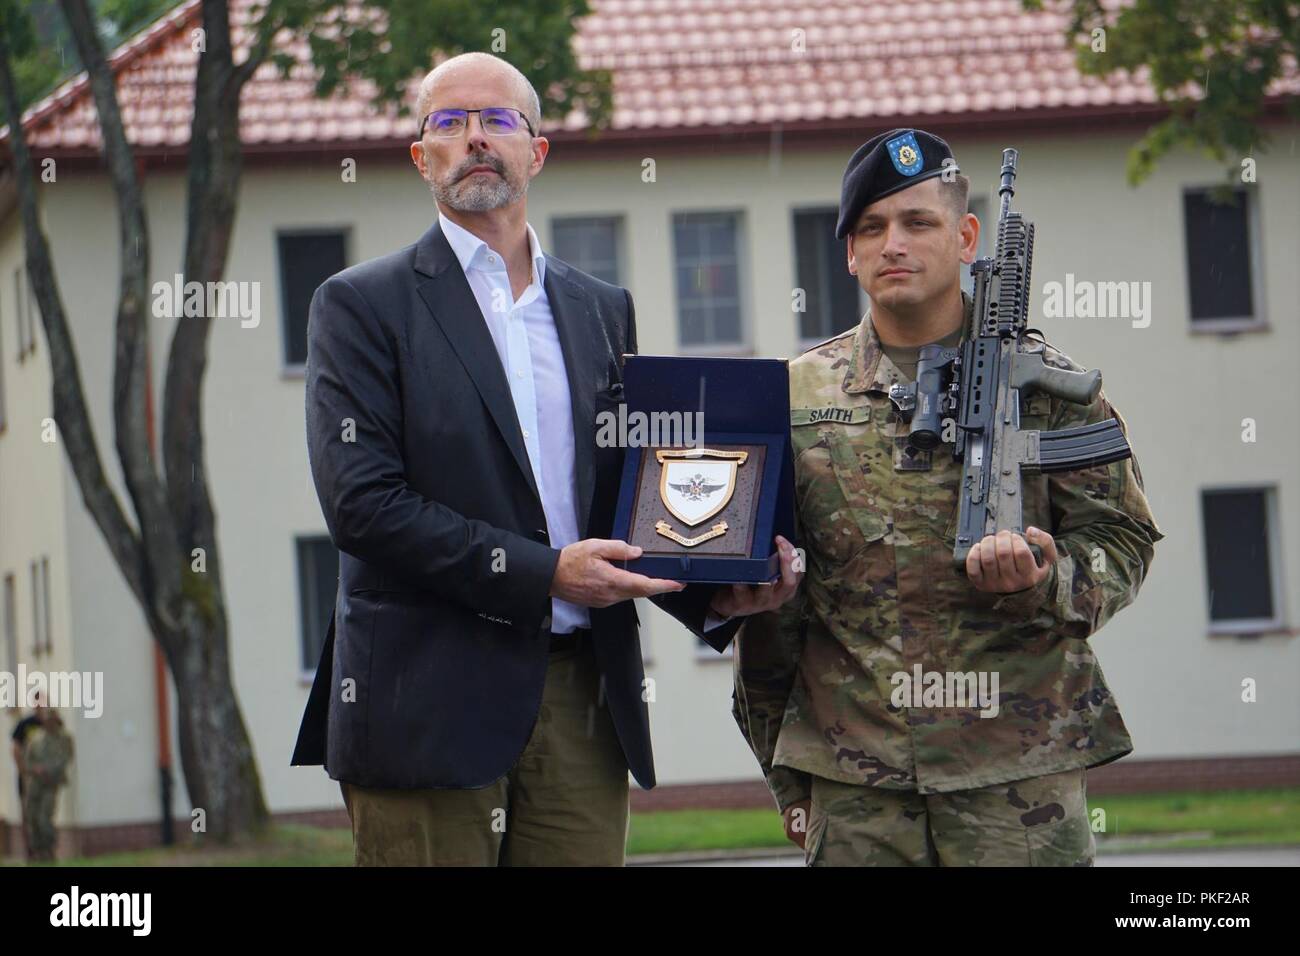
[0,0,277,842]
[165,606,270,841]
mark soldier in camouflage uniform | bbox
[21,709,74,862]
[733,129,1162,866]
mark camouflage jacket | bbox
[23,723,74,789]
[733,298,1163,808]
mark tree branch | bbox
[0,24,147,610]
[162,0,244,610]
[58,0,182,622]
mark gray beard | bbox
[431,169,526,212]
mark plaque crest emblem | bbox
[656,448,748,528]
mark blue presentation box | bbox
[611,355,797,584]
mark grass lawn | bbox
[1088,788,1300,850]
[8,787,1297,865]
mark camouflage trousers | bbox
[804,768,1095,867]
[22,779,58,861]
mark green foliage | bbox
[282,0,611,127]
[1029,0,1300,184]
[2,0,610,131]
[0,0,175,125]
[99,0,178,39]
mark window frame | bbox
[1182,186,1268,335]
[24,266,37,360]
[275,227,352,378]
[1200,483,1287,635]
[295,534,339,681]
[30,559,43,658]
[0,283,7,434]
[40,557,52,654]
[549,214,626,288]
[670,209,751,356]
[791,204,866,351]
[3,573,17,681]
[13,264,36,363]
[960,193,993,300]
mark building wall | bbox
[0,205,79,833]
[0,123,1296,829]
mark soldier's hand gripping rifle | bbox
[888,148,1134,567]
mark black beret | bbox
[835,128,959,239]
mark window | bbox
[40,558,51,653]
[793,208,861,344]
[0,291,7,433]
[3,574,16,676]
[277,230,349,367]
[13,267,23,362]
[1201,487,1283,633]
[672,212,744,349]
[14,265,36,362]
[297,536,339,672]
[30,558,51,656]
[552,216,623,286]
[961,195,992,298]
[1183,188,1260,330]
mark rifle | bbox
[888,147,1133,567]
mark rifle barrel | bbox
[998,147,1019,218]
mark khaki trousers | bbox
[341,637,630,866]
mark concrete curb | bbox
[628,846,804,866]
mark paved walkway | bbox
[632,846,1300,867]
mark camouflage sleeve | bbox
[732,554,812,812]
[991,387,1164,637]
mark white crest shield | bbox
[657,450,746,527]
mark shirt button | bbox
[487,254,497,263]
[516,370,524,378]
[522,428,530,438]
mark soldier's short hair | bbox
[940,173,971,224]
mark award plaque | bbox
[611,356,796,583]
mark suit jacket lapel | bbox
[544,258,597,538]
[413,220,542,504]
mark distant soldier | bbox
[733,129,1163,866]
[9,692,45,846]
[21,709,74,862]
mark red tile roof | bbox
[3,0,1295,157]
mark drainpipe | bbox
[142,254,174,847]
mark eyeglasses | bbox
[420,108,535,139]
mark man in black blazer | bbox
[291,52,800,866]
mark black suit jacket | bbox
[291,219,741,790]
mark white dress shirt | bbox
[439,213,730,637]
[439,213,588,633]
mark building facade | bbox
[1,0,1297,853]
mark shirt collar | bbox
[438,212,547,286]
[844,290,973,394]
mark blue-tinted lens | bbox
[427,110,467,133]
[479,109,520,133]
